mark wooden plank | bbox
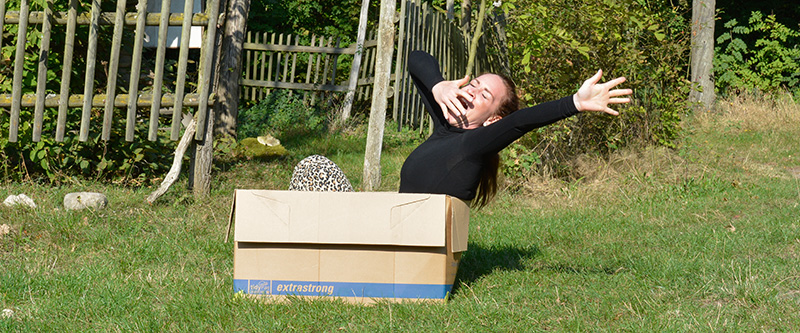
[362,0,397,191]
[241,42,358,55]
[79,0,101,142]
[239,80,348,92]
[126,0,148,141]
[244,31,251,100]
[274,33,283,84]
[392,0,408,121]
[9,0,30,142]
[329,37,341,85]
[321,36,332,85]
[0,0,6,48]
[281,34,290,87]
[4,11,211,26]
[303,34,316,105]
[289,34,299,96]
[102,0,127,141]
[171,0,195,140]
[340,0,370,121]
[266,33,275,95]
[311,36,323,105]
[149,0,171,141]
[55,0,77,142]
[0,93,213,108]
[32,0,53,142]
[194,0,220,140]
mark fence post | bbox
[339,0,370,122]
[362,0,397,191]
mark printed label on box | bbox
[233,279,452,299]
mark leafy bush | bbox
[714,11,800,98]
[237,90,327,141]
[0,109,176,184]
[501,0,690,178]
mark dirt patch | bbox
[0,224,10,238]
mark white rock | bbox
[0,224,9,237]
[3,194,37,208]
[64,192,108,210]
[1,308,13,318]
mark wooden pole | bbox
[362,0,397,191]
[689,0,716,112]
[214,0,252,138]
[339,0,370,123]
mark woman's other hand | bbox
[432,75,472,126]
[572,70,632,116]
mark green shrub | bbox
[500,0,690,179]
[237,90,327,141]
[714,11,800,98]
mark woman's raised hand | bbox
[432,75,472,126]
[572,70,633,116]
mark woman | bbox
[398,50,632,207]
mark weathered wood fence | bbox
[0,0,220,143]
[239,30,380,105]
[238,0,508,130]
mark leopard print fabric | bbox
[288,155,354,192]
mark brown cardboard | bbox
[231,190,469,304]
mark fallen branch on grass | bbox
[146,118,196,204]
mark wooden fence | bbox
[238,0,508,130]
[239,30,379,105]
[0,0,221,143]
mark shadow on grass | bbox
[452,242,542,295]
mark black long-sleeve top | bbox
[398,51,579,200]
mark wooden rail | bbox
[0,0,220,143]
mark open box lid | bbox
[232,190,469,250]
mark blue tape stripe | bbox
[233,279,452,299]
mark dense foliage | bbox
[498,0,691,178]
[714,11,800,98]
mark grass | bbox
[1,95,799,331]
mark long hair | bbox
[472,74,519,209]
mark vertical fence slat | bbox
[33,0,53,142]
[55,0,77,142]
[79,0,101,142]
[149,0,171,141]
[262,32,271,98]
[392,0,408,121]
[329,37,341,85]
[102,0,127,141]
[289,34,299,96]
[9,0,30,142]
[172,0,195,140]
[126,0,148,141]
[281,35,291,85]
[311,35,323,105]
[193,0,220,140]
[0,0,6,48]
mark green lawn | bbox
[1,97,799,331]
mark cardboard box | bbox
[231,190,470,304]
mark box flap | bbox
[234,190,449,247]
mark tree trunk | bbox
[362,0,397,191]
[690,0,716,112]
[214,0,251,138]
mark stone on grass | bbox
[1,308,13,319]
[0,224,10,238]
[64,192,108,210]
[3,194,36,208]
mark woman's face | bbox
[447,73,508,129]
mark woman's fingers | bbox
[608,97,630,104]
